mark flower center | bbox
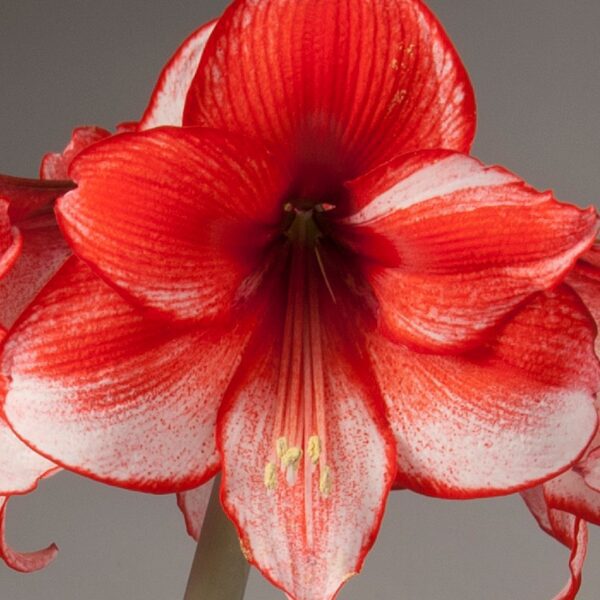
[264,205,335,504]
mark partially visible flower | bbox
[0,16,218,567]
[522,243,600,600]
[0,127,109,570]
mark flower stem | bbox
[183,474,250,600]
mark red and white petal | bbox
[0,214,70,329]
[369,287,599,498]
[0,495,59,573]
[2,258,255,493]
[185,0,475,180]
[218,297,395,600]
[342,151,598,352]
[567,242,600,356]
[541,468,600,527]
[40,126,111,181]
[139,20,218,130]
[177,482,212,541]
[58,127,289,323]
[0,174,73,223]
[0,416,59,572]
[579,447,600,492]
[522,487,587,600]
[0,414,57,496]
[0,199,22,279]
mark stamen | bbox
[308,435,321,465]
[283,447,303,486]
[281,446,303,468]
[276,436,288,459]
[315,243,337,304]
[264,462,277,491]
[319,465,332,497]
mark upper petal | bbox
[567,241,600,356]
[342,151,598,352]
[40,126,111,181]
[217,275,395,600]
[0,174,73,223]
[1,258,255,493]
[185,0,475,179]
[0,214,70,330]
[0,199,22,280]
[369,287,600,497]
[57,127,290,323]
[139,20,218,130]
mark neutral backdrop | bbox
[1,1,599,599]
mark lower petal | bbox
[522,487,587,600]
[0,416,60,572]
[217,298,395,600]
[2,258,254,493]
[177,482,213,541]
[542,468,600,527]
[369,287,599,497]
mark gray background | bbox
[1,1,599,598]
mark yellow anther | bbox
[276,437,288,459]
[281,446,303,468]
[308,435,321,464]
[319,465,332,496]
[264,462,277,491]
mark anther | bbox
[281,446,303,468]
[282,447,303,486]
[308,435,321,465]
[264,462,277,491]
[319,465,332,496]
[276,437,288,459]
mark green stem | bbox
[183,475,250,600]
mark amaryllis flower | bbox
[522,243,600,600]
[1,1,599,599]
